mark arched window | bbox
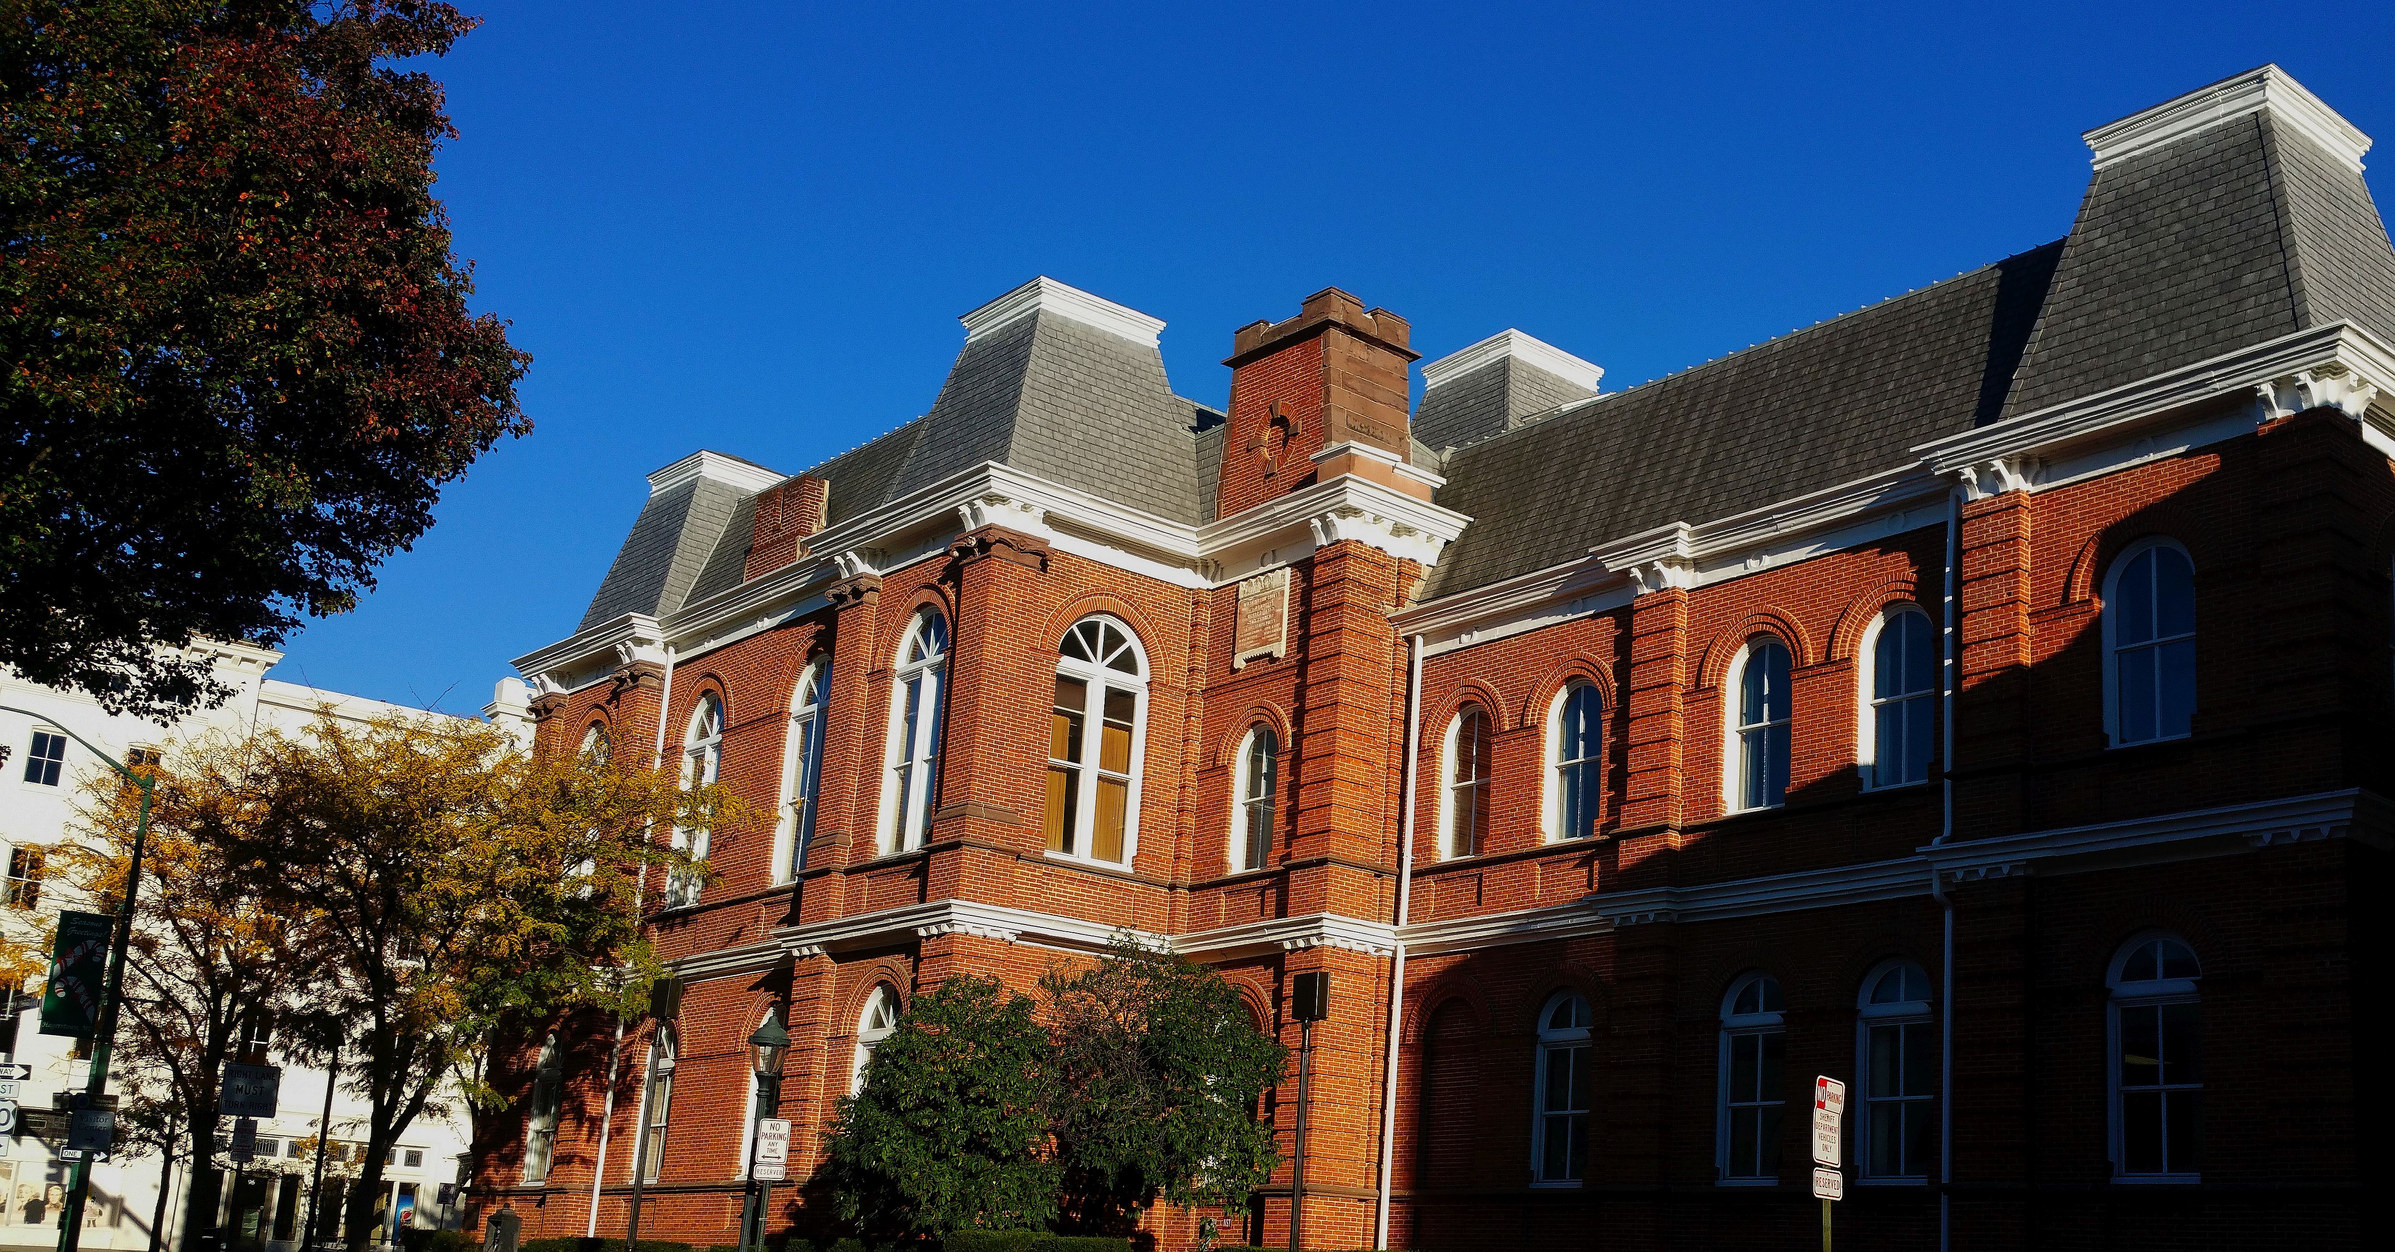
[1047,617,1149,865]
[1441,707,1492,859]
[521,1032,563,1184]
[2109,934,2201,1180]
[1856,961,1934,1181]
[638,1023,676,1183]
[1718,974,1785,1182]
[1861,608,1935,789]
[1548,683,1603,840]
[667,695,724,908]
[1232,725,1277,872]
[2104,540,2195,746]
[883,612,949,853]
[1415,1001,1475,1187]
[851,985,900,1095]
[776,660,829,881]
[579,722,611,767]
[1728,638,1792,811]
[1532,993,1592,1184]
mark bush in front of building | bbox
[515,1237,700,1252]
[939,1234,1131,1252]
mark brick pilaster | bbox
[1618,585,1690,833]
[1955,487,2033,840]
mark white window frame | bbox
[2,843,42,910]
[520,1032,562,1184]
[1543,682,1604,841]
[1529,992,1592,1186]
[773,660,829,883]
[1438,707,1492,860]
[1854,960,1935,1184]
[665,695,723,909]
[2107,933,2202,1184]
[20,728,66,787]
[1716,973,1786,1184]
[636,1024,676,1183]
[1857,606,1936,791]
[850,985,900,1096]
[1723,638,1793,813]
[1230,724,1277,873]
[578,722,611,767]
[879,611,949,855]
[1044,616,1150,867]
[2101,537,2197,748]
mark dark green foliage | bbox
[0,0,530,717]
[397,1231,476,1252]
[821,975,1060,1238]
[939,1235,1130,1252]
[514,1238,695,1252]
[1041,938,1287,1231]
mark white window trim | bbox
[1722,639,1791,814]
[1853,961,1935,1185]
[20,727,67,788]
[634,1025,676,1184]
[2100,537,2196,749]
[1857,606,1935,792]
[1715,974,1786,1186]
[1230,724,1276,873]
[851,985,899,1096]
[1529,993,1593,1187]
[666,697,724,909]
[1437,708,1491,860]
[1045,616,1150,869]
[2107,933,2203,1185]
[1542,683,1603,842]
[772,660,829,884]
[520,1033,562,1185]
[878,612,948,855]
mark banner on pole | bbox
[39,912,114,1038]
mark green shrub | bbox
[401,1231,477,1252]
[517,1239,699,1252]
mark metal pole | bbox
[303,1049,340,1251]
[1287,1018,1313,1252]
[743,1073,780,1252]
[1821,1197,1832,1252]
[623,1040,658,1251]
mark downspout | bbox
[1373,635,1425,1251]
[1932,488,1959,1252]
[586,643,677,1234]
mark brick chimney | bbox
[1215,288,1418,518]
[744,474,830,581]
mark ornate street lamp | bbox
[738,1013,790,1252]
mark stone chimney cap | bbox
[1421,329,1603,393]
[1224,286,1417,367]
[2085,64,2369,174]
[960,276,1166,349]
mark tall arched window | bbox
[1718,974,1785,1182]
[883,612,949,853]
[1047,617,1148,865]
[1861,608,1935,789]
[1856,961,1934,1181]
[1415,1001,1475,1187]
[667,695,724,908]
[1728,638,1792,811]
[2105,540,2195,746]
[1232,725,1277,872]
[638,1023,676,1183]
[579,722,611,767]
[1441,707,1492,859]
[1548,683,1603,840]
[521,1032,563,1184]
[1531,993,1592,1184]
[851,985,900,1095]
[2110,934,2201,1180]
[777,660,829,881]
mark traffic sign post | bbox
[1811,1076,1846,1252]
[751,1118,789,1182]
[230,1117,257,1164]
[222,1064,282,1120]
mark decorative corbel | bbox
[1627,559,1693,597]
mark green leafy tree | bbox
[821,975,1060,1240]
[1040,938,1286,1234]
[0,0,530,718]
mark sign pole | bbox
[1821,1197,1831,1252]
[303,1048,340,1251]
[1809,1075,1846,1252]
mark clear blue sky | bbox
[272,0,2395,712]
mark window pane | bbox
[2120,1005,2160,1085]
[2122,1090,2163,1174]
[2122,942,2159,983]
[1764,722,1789,806]
[1870,1024,1900,1095]
[2158,941,2199,980]
[1543,1047,1573,1112]
[1045,766,1078,854]
[1874,618,1902,700]
[1093,778,1128,862]
[1759,1028,1784,1103]
[1903,695,1934,785]
[1542,1116,1569,1179]
[1759,1101,1783,1173]
[2157,638,2195,738]
[2119,648,2157,743]
[1759,643,1790,720]
[1901,612,1936,694]
[1245,799,1271,869]
[2153,546,2195,637]
[2160,1002,2201,1085]
[1901,1021,1932,1097]
[1729,1107,1758,1177]
[1100,687,1136,773]
[1730,1033,1759,1101]
[1561,761,1596,838]
[1902,1100,1933,1177]
[2164,1090,2201,1174]
[1566,1113,1588,1181]
[2116,550,2156,645]
[1869,1103,1901,1176]
[1052,679,1086,761]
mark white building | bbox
[0,644,532,1252]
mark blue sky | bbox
[272,0,2395,712]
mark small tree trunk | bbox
[148,1144,176,1252]
[181,1113,222,1252]
[344,1143,389,1252]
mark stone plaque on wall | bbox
[1232,568,1290,668]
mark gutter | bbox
[1373,635,1425,1249]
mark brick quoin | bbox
[474,72,2395,1252]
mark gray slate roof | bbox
[1414,355,1601,452]
[578,471,757,631]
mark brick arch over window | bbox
[887,580,959,636]
[1212,704,1294,769]
[2065,517,2213,609]
[1410,994,1485,1190]
[1516,964,1608,1032]
[1428,679,1515,733]
[674,675,733,726]
[1037,592,1173,662]
[1696,611,1814,691]
[836,956,914,1026]
[1827,578,1924,662]
[1521,657,1616,728]
[1402,978,1493,1045]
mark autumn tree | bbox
[225,710,732,1252]
[0,1,530,718]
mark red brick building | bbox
[472,67,2395,1251]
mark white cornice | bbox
[763,897,1400,961]
[960,276,1167,349]
[645,450,784,497]
[1593,856,1932,927]
[1421,329,1603,394]
[1178,912,1398,959]
[1398,899,1610,956]
[2085,65,2370,174]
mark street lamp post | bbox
[737,1016,788,1252]
[0,705,158,1252]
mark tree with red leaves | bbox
[1,1,529,717]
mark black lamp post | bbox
[738,1014,789,1252]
